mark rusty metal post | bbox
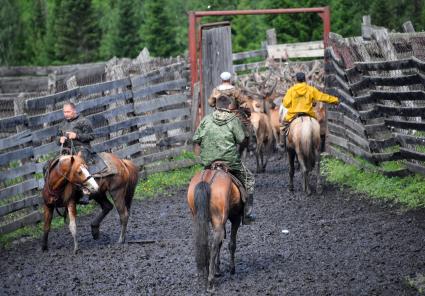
[188,12,197,95]
[321,6,331,48]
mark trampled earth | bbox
[1,157,425,295]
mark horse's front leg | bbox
[41,204,54,251]
[215,240,223,277]
[90,192,113,240]
[304,171,312,196]
[207,226,225,293]
[288,149,296,192]
[67,201,79,254]
[229,217,241,274]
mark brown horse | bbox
[286,115,322,195]
[41,152,138,253]
[187,166,244,292]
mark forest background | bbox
[1,0,423,66]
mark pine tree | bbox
[141,0,177,57]
[28,0,48,65]
[54,0,100,63]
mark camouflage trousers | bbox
[230,162,255,195]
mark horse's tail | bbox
[194,181,210,273]
[300,120,317,171]
[122,159,139,210]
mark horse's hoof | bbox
[73,248,79,255]
[288,187,294,192]
[207,284,215,293]
[41,245,48,252]
[91,225,100,240]
[230,267,235,275]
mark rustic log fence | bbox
[0,61,196,235]
[325,29,425,176]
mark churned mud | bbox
[1,157,425,295]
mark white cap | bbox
[220,71,231,81]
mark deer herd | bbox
[236,60,326,173]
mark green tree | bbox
[28,0,48,65]
[54,0,100,63]
[141,0,177,57]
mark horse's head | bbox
[58,152,99,194]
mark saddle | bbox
[208,161,248,203]
[91,152,118,178]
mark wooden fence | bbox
[325,31,425,176]
[0,61,196,235]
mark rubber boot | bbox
[243,194,256,225]
[78,195,90,205]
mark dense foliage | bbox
[1,0,424,66]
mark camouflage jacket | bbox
[57,115,94,151]
[193,110,245,170]
[208,84,250,109]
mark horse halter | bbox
[52,157,94,192]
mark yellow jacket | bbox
[282,82,339,122]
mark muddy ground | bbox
[1,156,425,296]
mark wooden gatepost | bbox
[201,22,233,116]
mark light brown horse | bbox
[41,152,138,253]
[187,166,243,293]
[286,115,322,195]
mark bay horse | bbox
[286,115,322,195]
[41,152,138,253]
[187,165,244,292]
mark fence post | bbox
[266,28,277,45]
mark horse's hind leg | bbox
[67,201,79,254]
[207,226,225,293]
[215,240,223,277]
[111,188,130,244]
[288,149,296,192]
[91,192,113,240]
[315,152,323,194]
[229,217,241,274]
[41,204,54,251]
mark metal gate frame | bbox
[188,7,331,95]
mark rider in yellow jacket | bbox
[279,72,339,146]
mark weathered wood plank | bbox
[27,109,63,127]
[133,145,192,167]
[130,62,186,89]
[25,88,79,110]
[355,58,414,72]
[0,211,42,234]
[0,114,28,130]
[79,78,131,96]
[191,82,200,131]
[233,61,266,72]
[33,142,59,159]
[0,195,40,217]
[133,79,187,100]
[77,91,133,113]
[232,49,267,61]
[385,119,425,131]
[328,145,362,167]
[0,130,32,151]
[406,161,425,176]
[364,122,387,135]
[0,162,37,182]
[0,178,39,201]
[32,125,58,140]
[144,158,198,176]
[0,146,33,166]
[88,104,134,124]
[376,105,425,117]
[372,90,425,101]
[134,94,188,114]
[394,133,425,146]
[267,41,324,59]
[400,147,425,161]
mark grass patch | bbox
[321,156,425,208]
[0,203,96,249]
[135,164,202,199]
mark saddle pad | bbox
[92,152,118,178]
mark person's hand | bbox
[66,132,77,140]
[60,136,67,144]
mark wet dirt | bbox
[1,156,425,295]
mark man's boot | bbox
[244,194,256,224]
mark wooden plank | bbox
[157,132,192,148]
[27,109,63,127]
[267,41,324,59]
[364,123,387,135]
[130,62,186,89]
[376,105,425,117]
[133,79,187,100]
[372,90,425,101]
[191,82,200,131]
[114,143,144,159]
[0,114,28,130]
[328,145,362,167]
[77,91,133,113]
[406,161,425,176]
[394,133,425,146]
[0,211,42,234]
[0,62,105,77]
[0,195,40,217]
[233,61,266,72]
[400,147,425,161]
[25,88,79,110]
[369,137,398,151]
[144,158,198,176]
[385,119,425,131]
[0,178,39,201]
[343,115,366,134]
[33,142,59,158]
[134,94,188,114]
[94,108,191,136]
[0,162,37,182]
[232,49,268,61]
[346,129,370,151]
[79,77,131,96]
[354,58,414,72]
[328,134,348,149]
[0,130,32,151]
[32,125,58,140]
[0,146,33,166]
[369,74,423,86]
[134,145,192,167]
[88,104,134,123]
